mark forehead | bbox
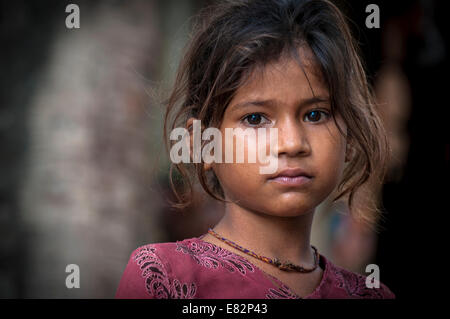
[232,47,328,104]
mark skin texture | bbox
[186,48,348,297]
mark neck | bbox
[212,202,316,266]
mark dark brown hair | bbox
[163,0,390,228]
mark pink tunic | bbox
[115,235,395,299]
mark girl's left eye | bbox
[304,110,330,123]
[242,113,270,126]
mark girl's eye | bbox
[304,110,330,123]
[242,113,270,126]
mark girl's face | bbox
[211,49,348,217]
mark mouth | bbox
[267,167,313,187]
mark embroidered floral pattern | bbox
[332,264,386,299]
[133,245,197,299]
[176,240,255,275]
[266,284,300,299]
[118,239,394,299]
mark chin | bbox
[269,201,315,217]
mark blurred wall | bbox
[1,0,208,298]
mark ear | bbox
[186,117,213,171]
[186,117,196,132]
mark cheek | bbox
[313,126,347,180]
[213,162,260,200]
[218,125,273,166]
[213,129,267,198]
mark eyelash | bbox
[241,109,331,127]
[304,110,331,123]
[241,113,271,127]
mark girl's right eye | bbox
[241,113,270,127]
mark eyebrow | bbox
[229,96,330,112]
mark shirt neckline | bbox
[190,234,331,299]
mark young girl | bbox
[116,0,395,299]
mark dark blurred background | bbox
[1,0,448,298]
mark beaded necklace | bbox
[207,228,319,273]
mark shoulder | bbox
[130,241,179,264]
[321,256,395,299]
[115,239,199,299]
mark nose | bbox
[276,117,311,158]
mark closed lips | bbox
[269,168,312,179]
